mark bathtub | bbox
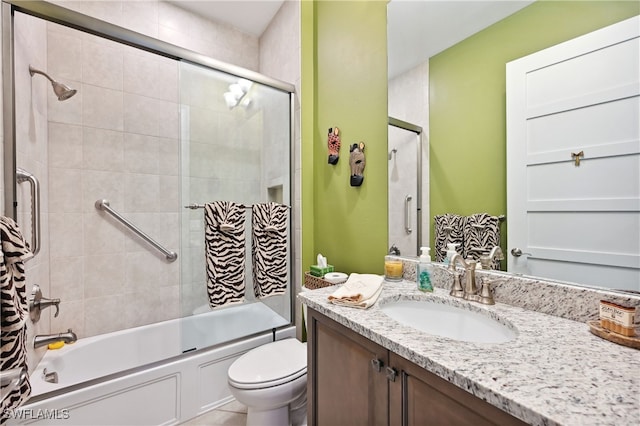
[7,302,293,425]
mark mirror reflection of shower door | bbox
[388,118,422,256]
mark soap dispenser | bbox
[417,247,434,292]
[444,243,459,265]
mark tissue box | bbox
[309,264,334,277]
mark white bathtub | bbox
[7,302,293,425]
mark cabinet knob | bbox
[386,366,398,382]
[371,358,383,372]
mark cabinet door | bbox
[389,353,526,426]
[308,308,388,426]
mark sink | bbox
[380,299,517,344]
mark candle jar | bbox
[384,255,404,282]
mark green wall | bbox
[301,0,388,277]
[429,1,639,258]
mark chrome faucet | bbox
[33,329,77,349]
[448,254,479,301]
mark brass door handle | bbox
[571,150,584,166]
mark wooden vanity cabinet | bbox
[307,308,389,425]
[307,308,527,426]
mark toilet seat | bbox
[228,338,307,390]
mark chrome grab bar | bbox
[95,199,178,262]
[404,194,412,234]
[16,168,40,256]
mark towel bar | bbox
[184,203,291,210]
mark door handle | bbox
[371,358,383,372]
[386,366,397,382]
[404,195,412,234]
[511,248,532,257]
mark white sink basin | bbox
[380,299,517,344]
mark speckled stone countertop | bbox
[298,280,640,426]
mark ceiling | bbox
[167,0,285,36]
[169,0,535,79]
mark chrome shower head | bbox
[29,65,77,101]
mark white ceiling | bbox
[169,0,535,79]
[167,0,285,36]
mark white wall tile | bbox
[124,49,178,102]
[82,38,123,90]
[48,122,83,169]
[82,170,125,213]
[83,253,126,298]
[47,30,83,82]
[124,133,159,175]
[83,127,124,171]
[82,84,124,130]
[123,173,159,212]
[50,256,84,301]
[49,212,84,258]
[49,168,83,213]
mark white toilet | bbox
[228,338,307,426]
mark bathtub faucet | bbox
[34,329,77,349]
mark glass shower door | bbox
[178,61,292,351]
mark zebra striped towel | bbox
[204,202,247,308]
[251,203,289,299]
[1,216,32,418]
[434,214,464,262]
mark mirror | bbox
[387,0,639,293]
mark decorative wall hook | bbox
[349,141,366,186]
[571,150,584,166]
[327,127,341,165]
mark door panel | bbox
[506,16,640,291]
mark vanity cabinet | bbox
[307,308,526,426]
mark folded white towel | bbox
[328,273,384,309]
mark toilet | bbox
[228,338,307,426]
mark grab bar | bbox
[95,199,178,262]
[404,194,412,234]
[16,168,40,256]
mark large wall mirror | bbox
[387,0,639,293]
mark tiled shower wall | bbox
[4,0,301,366]
[43,20,182,338]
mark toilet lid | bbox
[228,338,307,389]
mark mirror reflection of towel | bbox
[251,203,289,299]
[434,214,464,261]
[463,213,501,268]
[204,202,246,308]
[1,216,32,415]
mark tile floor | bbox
[181,400,247,426]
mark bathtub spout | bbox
[34,329,77,349]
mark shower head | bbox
[29,65,77,101]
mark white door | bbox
[388,118,422,256]
[506,16,640,291]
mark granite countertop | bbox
[298,280,640,426]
